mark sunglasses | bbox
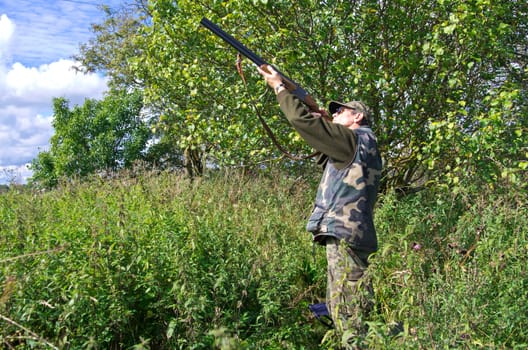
[336,106,354,114]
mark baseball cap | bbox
[328,100,371,122]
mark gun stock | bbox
[200,17,320,112]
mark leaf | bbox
[443,24,457,34]
[167,319,177,339]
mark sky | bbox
[0,0,124,184]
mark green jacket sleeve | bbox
[276,90,357,169]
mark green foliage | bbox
[30,89,152,188]
[369,182,528,349]
[15,1,527,347]
[73,0,527,190]
[1,170,527,349]
[0,170,326,349]
[73,3,146,89]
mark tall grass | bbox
[1,170,326,349]
[1,170,527,349]
[369,185,528,349]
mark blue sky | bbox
[0,0,124,184]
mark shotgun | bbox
[200,17,321,113]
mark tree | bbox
[75,0,527,189]
[413,0,528,189]
[30,90,151,188]
[73,0,189,172]
[73,2,149,90]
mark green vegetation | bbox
[1,170,526,349]
[8,0,527,348]
[31,90,152,189]
[30,0,526,191]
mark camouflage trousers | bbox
[326,237,374,344]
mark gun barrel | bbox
[200,17,267,67]
[200,17,319,113]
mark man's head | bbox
[328,101,371,129]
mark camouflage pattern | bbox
[326,237,374,344]
[275,92,382,345]
[306,127,382,252]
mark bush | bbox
[0,170,326,349]
[1,171,527,349]
[368,183,528,349]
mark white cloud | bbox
[0,58,109,167]
[0,14,14,71]
[0,14,15,49]
[4,60,107,106]
[0,12,110,184]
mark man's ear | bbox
[354,112,364,124]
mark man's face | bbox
[332,107,360,127]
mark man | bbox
[257,65,382,345]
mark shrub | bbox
[0,170,326,349]
[1,171,527,349]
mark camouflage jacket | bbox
[277,91,382,252]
